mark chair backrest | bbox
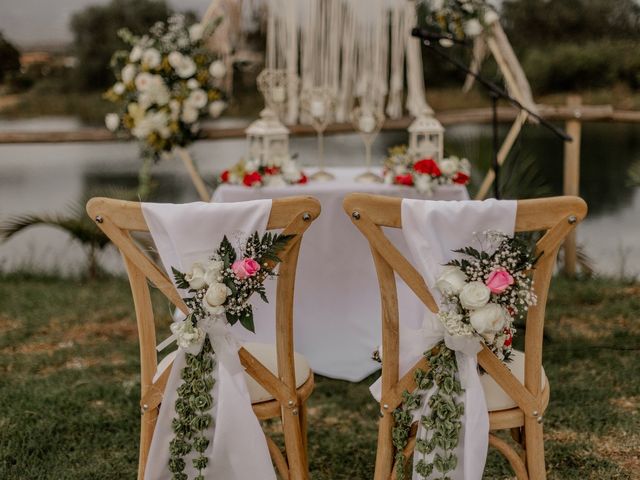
[343,193,587,479]
[87,195,321,479]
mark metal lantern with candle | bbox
[408,113,445,161]
[246,108,290,167]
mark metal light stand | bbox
[411,28,572,199]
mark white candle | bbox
[359,114,375,133]
[272,86,286,103]
[311,99,325,118]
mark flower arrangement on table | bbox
[168,231,293,478]
[392,231,538,479]
[383,144,471,195]
[219,157,308,188]
[426,0,499,42]
[104,14,228,199]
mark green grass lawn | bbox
[0,274,638,479]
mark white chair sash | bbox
[371,198,517,480]
[141,200,276,480]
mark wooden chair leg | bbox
[373,412,395,480]
[299,402,308,455]
[524,417,546,480]
[281,409,308,480]
[138,407,158,480]
[489,433,529,480]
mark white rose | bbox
[281,160,301,183]
[169,99,181,120]
[432,0,444,10]
[459,158,471,174]
[187,78,200,89]
[484,10,499,25]
[167,51,183,68]
[203,260,224,285]
[383,171,394,185]
[134,72,153,91]
[464,19,483,37]
[414,175,433,195]
[181,106,199,124]
[121,64,136,84]
[469,303,508,334]
[113,82,125,95]
[187,89,208,109]
[170,319,205,355]
[189,23,204,42]
[209,60,226,79]
[129,45,143,62]
[175,57,196,78]
[459,281,491,310]
[208,100,226,118]
[142,48,161,69]
[263,174,287,188]
[204,282,229,312]
[104,113,120,132]
[436,266,468,295]
[439,157,459,176]
[185,262,207,290]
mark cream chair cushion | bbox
[481,349,547,411]
[243,342,312,404]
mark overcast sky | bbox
[0,0,215,48]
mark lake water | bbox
[0,117,638,278]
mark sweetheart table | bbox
[213,167,469,381]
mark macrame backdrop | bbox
[204,1,535,124]
[262,0,430,124]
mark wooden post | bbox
[175,147,211,202]
[563,95,582,276]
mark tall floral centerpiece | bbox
[104,14,228,200]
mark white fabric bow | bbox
[371,198,517,480]
[141,200,276,480]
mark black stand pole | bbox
[411,28,572,199]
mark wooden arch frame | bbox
[343,193,587,480]
[86,195,321,480]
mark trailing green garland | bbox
[392,343,465,480]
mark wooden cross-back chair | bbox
[343,193,587,480]
[86,195,321,480]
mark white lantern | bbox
[245,108,290,167]
[408,114,445,161]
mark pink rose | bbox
[232,258,261,279]
[485,269,514,294]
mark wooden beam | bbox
[0,104,636,145]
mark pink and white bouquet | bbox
[104,14,228,160]
[383,145,470,195]
[435,231,538,361]
[172,231,293,340]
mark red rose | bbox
[243,171,262,187]
[413,158,441,177]
[503,328,513,347]
[263,166,280,176]
[395,173,414,186]
[453,172,470,185]
[298,174,308,184]
[220,170,230,183]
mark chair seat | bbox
[481,350,547,411]
[243,342,312,404]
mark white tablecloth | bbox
[213,167,469,381]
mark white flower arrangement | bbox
[104,14,228,160]
[435,230,538,361]
[383,144,471,195]
[423,0,499,42]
